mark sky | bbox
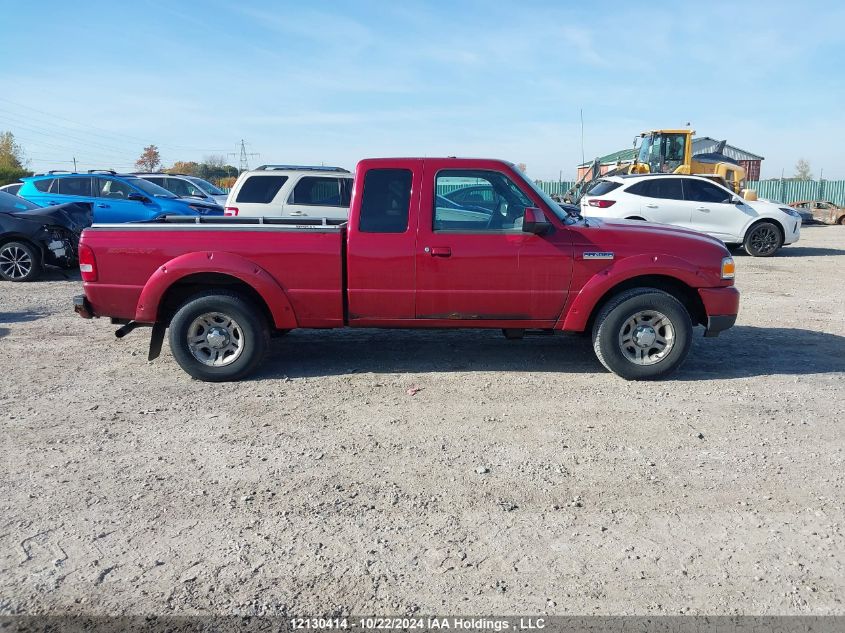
[2,0,844,180]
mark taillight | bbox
[78,243,97,281]
[588,199,616,208]
[225,207,239,216]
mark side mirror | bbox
[730,195,743,205]
[522,207,551,235]
[128,192,149,203]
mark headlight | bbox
[721,256,735,280]
[779,207,800,218]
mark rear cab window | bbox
[236,175,288,204]
[358,169,412,233]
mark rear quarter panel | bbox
[81,226,344,327]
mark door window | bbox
[434,170,532,232]
[683,179,732,203]
[235,175,288,203]
[58,176,93,196]
[626,178,683,200]
[289,177,350,207]
[98,178,133,199]
[358,169,412,233]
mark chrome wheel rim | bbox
[618,309,675,366]
[749,225,778,255]
[0,245,33,279]
[187,312,244,367]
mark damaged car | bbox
[0,191,92,282]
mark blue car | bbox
[18,170,224,223]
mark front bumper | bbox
[74,294,94,319]
[698,286,740,337]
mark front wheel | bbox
[744,221,783,257]
[592,288,692,380]
[168,291,270,382]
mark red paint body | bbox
[78,158,739,334]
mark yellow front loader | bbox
[630,129,755,198]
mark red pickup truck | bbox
[74,158,739,381]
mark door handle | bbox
[646,204,659,208]
[97,203,110,208]
[427,246,452,257]
[288,211,304,216]
[696,207,710,212]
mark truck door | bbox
[414,163,571,326]
[346,160,422,323]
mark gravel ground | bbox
[0,225,843,617]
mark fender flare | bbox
[557,253,705,332]
[134,250,298,329]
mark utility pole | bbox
[229,139,259,174]
[73,157,77,172]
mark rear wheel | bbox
[744,221,783,257]
[592,288,692,380]
[838,215,845,226]
[0,241,41,282]
[168,291,269,382]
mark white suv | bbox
[224,165,352,219]
[581,174,801,257]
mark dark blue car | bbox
[18,170,224,223]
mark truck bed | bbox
[81,216,347,327]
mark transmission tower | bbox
[229,139,259,173]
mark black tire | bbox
[168,290,269,382]
[0,241,42,282]
[838,215,845,226]
[744,221,783,257]
[592,288,692,380]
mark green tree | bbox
[135,145,162,172]
[793,159,813,181]
[166,161,201,176]
[0,131,33,186]
[0,131,26,169]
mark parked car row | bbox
[12,170,224,223]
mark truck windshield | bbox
[510,168,569,221]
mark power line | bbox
[0,97,230,154]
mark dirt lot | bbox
[1,226,843,617]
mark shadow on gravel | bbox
[256,325,845,380]
[732,245,845,258]
[0,310,49,339]
[679,326,845,379]
[258,328,601,379]
[32,268,81,282]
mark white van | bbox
[224,165,352,219]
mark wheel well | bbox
[157,273,275,329]
[585,275,707,331]
[745,218,785,243]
